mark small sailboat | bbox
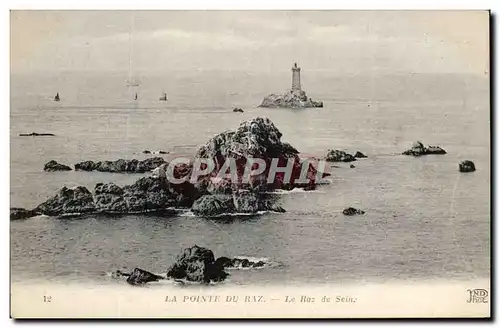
[159,92,168,101]
[54,93,60,102]
[134,92,138,100]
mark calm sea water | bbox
[10,70,490,287]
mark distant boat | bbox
[134,92,138,100]
[54,93,60,102]
[159,92,168,101]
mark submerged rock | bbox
[74,157,166,173]
[10,207,40,220]
[259,89,323,108]
[166,245,229,283]
[402,141,446,156]
[43,160,72,172]
[343,207,365,216]
[459,160,476,172]
[126,268,165,286]
[325,150,357,162]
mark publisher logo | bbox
[467,289,489,303]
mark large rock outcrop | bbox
[194,117,329,192]
[259,89,323,108]
[402,141,446,156]
[35,186,96,216]
[31,176,199,218]
[166,245,229,283]
[74,157,166,173]
[19,118,327,219]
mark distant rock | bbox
[233,108,244,113]
[343,207,365,216]
[10,207,40,220]
[74,157,166,173]
[350,164,355,168]
[43,160,72,172]
[402,141,446,156]
[126,268,165,286]
[259,89,323,108]
[354,151,367,158]
[19,132,55,137]
[143,150,168,155]
[325,150,357,162]
[166,245,229,283]
[459,160,476,173]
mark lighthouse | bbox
[291,62,301,91]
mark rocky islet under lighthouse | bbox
[259,63,323,108]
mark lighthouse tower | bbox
[291,62,301,91]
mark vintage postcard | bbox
[9,9,490,318]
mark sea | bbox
[9,70,490,315]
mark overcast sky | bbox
[10,10,489,75]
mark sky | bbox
[10,10,489,75]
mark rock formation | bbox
[259,89,323,108]
[111,247,271,286]
[325,150,357,163]
[19,132,55,137]
[402,141,446,156]
[459,160,476,172]
[74,157,166,173]
[259,63,323,108]
[43,160,72,172]
[214,257,266,269]
[191,192,285,217]
[166,245,229,283]
[126,268,165,286]
[10,207,41,220]
[354,151,367,158]
[195,117,329,192]
[343,207,365,216]
[143,150,168,154]
[16,117,327,219]
[35,186,96,216]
